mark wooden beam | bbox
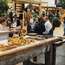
[14,0,41,4]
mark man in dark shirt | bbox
[35,17,45,35]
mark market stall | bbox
[0,35,63,65]
[0,1,64,65]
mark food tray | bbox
[0,37,61,56]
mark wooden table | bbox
[0,37,62,65]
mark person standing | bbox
[27,16,37,33]
[35,14,46,35]
[9,14,21,37]
[43,16,53,35]
[52,16,61,30]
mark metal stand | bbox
[45,46,51,65]
[50,44,56,65]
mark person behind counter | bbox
[27,14,51,35]
[27,16,37,33]
[43,16,53,35]
[9,15,21,37]
[35,14,46,35]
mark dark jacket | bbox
[35,21,45,35]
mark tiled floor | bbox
[56,44,65,65]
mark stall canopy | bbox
[14,0,42,4]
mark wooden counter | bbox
[0,37,62,65]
